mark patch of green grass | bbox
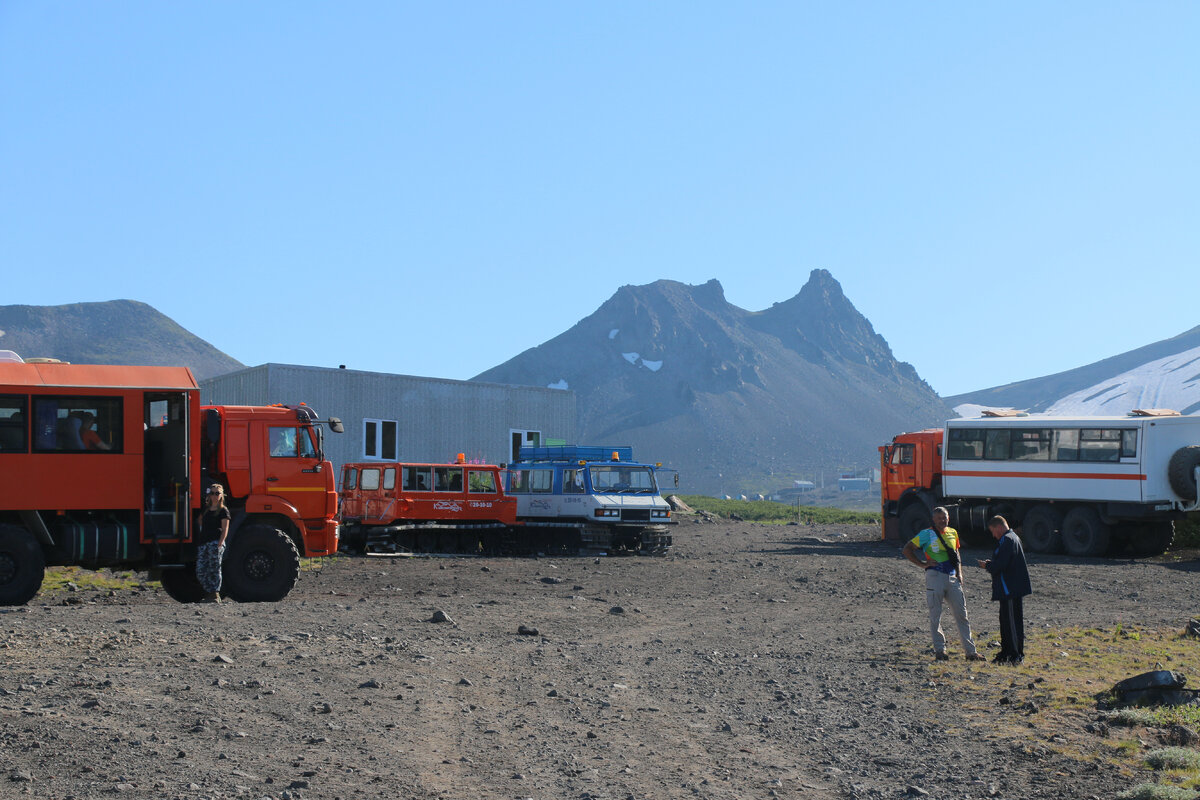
[41,567,147,593]
[1147,749,1200,771]
[1107,707,1200,729]
[1115,783,1200,800]
[674,495,876,525]
[300,556,339,572]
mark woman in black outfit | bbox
[196,484,230,602]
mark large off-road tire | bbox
[1020,505,1064,554]
[1062,506,1112,557]
[1126,521,1175,558]
[159,566,206,603]
[898,504,933,540]
[222,524,301,603]
[1167,446,1200,501]
[0,524,45,606]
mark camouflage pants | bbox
[196,542,225,594]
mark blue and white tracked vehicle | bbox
[505,445,675,554]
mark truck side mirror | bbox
[328,417,344,434]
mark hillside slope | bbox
[0,300,242,380]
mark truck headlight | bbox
[593,508,619,518]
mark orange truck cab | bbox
[0,361,342,606]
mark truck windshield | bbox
[588,465,657,494]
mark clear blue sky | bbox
[2,3,1196,397]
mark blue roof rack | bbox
[517,445,634,463]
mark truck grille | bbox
[621,509,651,522]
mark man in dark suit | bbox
[977,515,1032,665]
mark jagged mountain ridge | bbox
[474,270,950,495]
[0,300,243,380]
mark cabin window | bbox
[403,466,432,491]
[468,470,497,493]
[563,468,586,493]
[0,395,28,452]
[946,429,984,460]
[383,468,396,490]
[529,469,554,493]
[1010,429,1051,461]
[269,426,313,458]
[32,396,123,454]
[891,444,914,465]
[1053,429,1079,461]
[434,467,463,492]
[1121,429,1137,458]
[984,429,1011,460]
[1079,429,1122,462]
[360,468,381,491]
[343,467,358,490]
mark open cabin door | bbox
[144,392,191,541]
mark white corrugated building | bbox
[200,363,576,474]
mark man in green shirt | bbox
[902,506,985,662]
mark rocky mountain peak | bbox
[474,272,947,494]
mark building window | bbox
[510,429,541,462]
[363,419,398,460]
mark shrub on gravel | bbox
[1175,514,1200,549]
[1146,747,1200,771]
[1114,783,1199,800]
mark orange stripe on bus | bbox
[943,470,1146,481]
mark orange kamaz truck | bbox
[0,361,342,605]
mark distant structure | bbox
[838,476,871,492]
[200,364,576,476]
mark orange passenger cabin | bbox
[340,460,517,526]
[0,362,201,545]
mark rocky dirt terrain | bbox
[1,520,1198,800]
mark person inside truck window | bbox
[61,411,86,450]
[270,427,297,457]
[79,412,111,451]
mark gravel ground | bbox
[1,519,1198,800]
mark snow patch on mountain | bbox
[643,360,663,372]
[609,329,619,340]
[622,352,639,365]
[546,379,569,390]
[1045,345,1200,416]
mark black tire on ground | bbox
[1127,521,1175,558]
[1061,506,1112,557]
[221,524,301,603]
[159,566,206,603]
[1167,446,1200,501]
[0,524,45,606]
[1020,505,1064,554]
[898,504,933,540]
